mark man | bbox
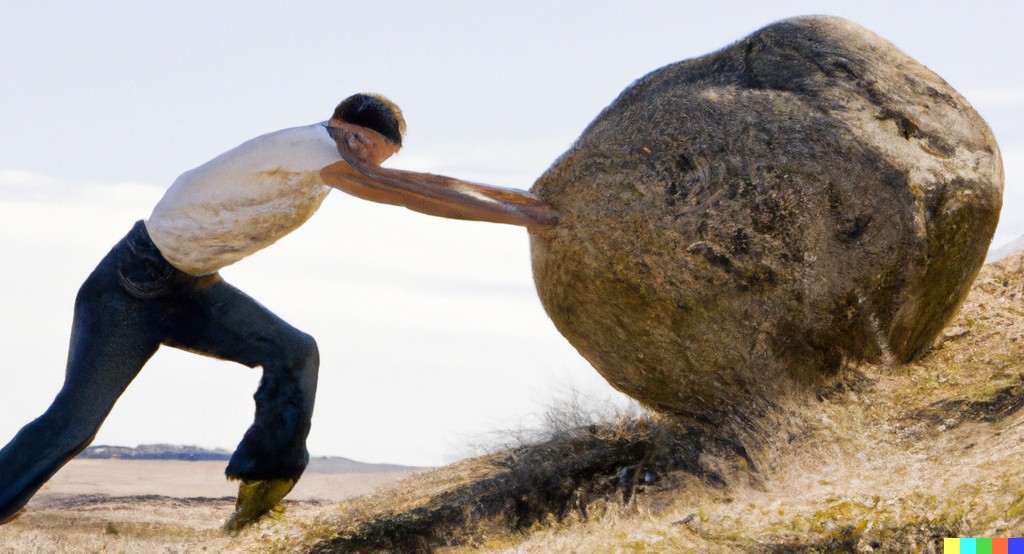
[0,93,559,530]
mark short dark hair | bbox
[333,93,406,146]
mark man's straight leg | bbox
[0,236,163,523]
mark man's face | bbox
[327,120,400,166]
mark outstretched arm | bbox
[320,125,561,230]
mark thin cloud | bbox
[0,168,162,207]
[0,169,65,201]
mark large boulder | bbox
[530,16,1003,420]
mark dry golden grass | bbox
[271,254,1024,553]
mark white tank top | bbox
[145,123,341,276]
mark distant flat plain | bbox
[0,458,420,553]
[32,457,418,501]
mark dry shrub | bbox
[303,398,760,553]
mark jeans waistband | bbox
[117,221,198,299]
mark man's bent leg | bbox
[0,253,161,524]
[162,278,319,529]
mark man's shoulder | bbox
[237,122,331,151]
[183,122,339,178]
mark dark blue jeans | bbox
[0,221,319,523]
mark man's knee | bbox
[259,327,318,370]
[284,330,318,372]
[273,330,319,406]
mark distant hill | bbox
[306,456,427,474]
[987,233,1024,263]
[79,444,428,473]
[80,444,231,461]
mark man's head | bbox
[332,93,405,147]
[319,92,562,232]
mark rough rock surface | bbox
[530,16,1003,421]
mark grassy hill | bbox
[260,252,1024,553]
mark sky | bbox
[1,1,1022,468]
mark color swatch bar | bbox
[944,538,1024,554]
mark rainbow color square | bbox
[944,538,1024,554]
